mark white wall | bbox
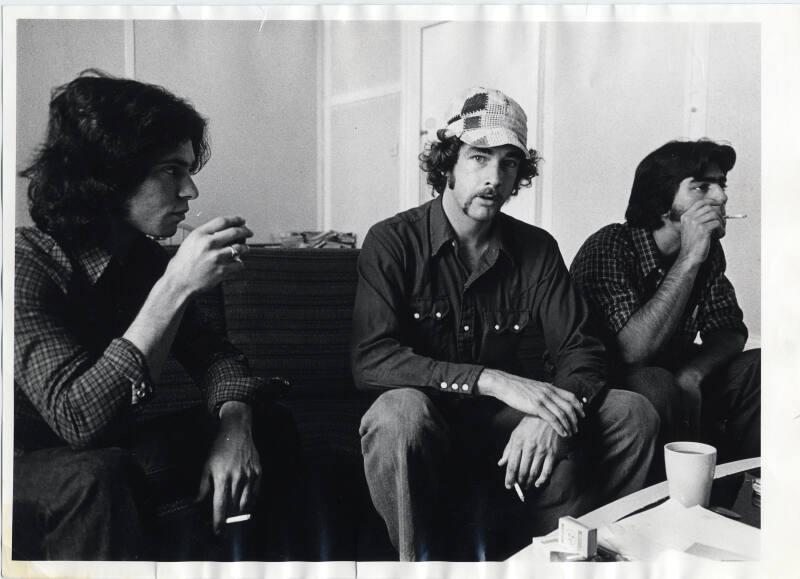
[325,20,402,247]
[15,19,319,243]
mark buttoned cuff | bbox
[554,374,605,415]
[108,338,154,406]
[431,362,484,396]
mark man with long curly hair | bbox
[351,87,658,561]
[13,70,297,560]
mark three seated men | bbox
[13,71,300,560]
[571,140,760,467]
[13,75,759,562]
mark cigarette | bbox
[513,482,525,503]
[225,513,252,524]
[725,214,747,219]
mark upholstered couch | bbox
[149,247,395,561]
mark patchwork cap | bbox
[442,87,530,159]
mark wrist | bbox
[157,268,194,305]
[476,368,502,398]
[219,400,253,428]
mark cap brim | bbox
[458,127,531,159]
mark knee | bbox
[625,366,680,420]
[605,390,660,444]
[66,448,138,502]
[360,389,444,453]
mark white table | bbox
[507,457,761,562]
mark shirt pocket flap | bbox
[410,298,451,322]
[485,310,531,334]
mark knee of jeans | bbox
[626,392,660,443]
[360,389,442,448]
[67,447,137,499]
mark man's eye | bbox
[693,183,711,193]
[471,155,488,163]
[503,160,519,169]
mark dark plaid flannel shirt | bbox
[351,197,608,412]
[14,227,264,451]
[570,223,747,357]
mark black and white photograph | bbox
[1,4,798,578]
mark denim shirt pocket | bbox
[409,297,451,357]
[481,310,531,363]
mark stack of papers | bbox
[599,498,759,561]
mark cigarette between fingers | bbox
[225,513,251,524]
[724,214,748,219]
[513,482,525,503]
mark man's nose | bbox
[179,176,199,200]
[483,159,503,187]
[710,184,727,205]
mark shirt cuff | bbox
[107,337,154,406]
[430,362,484,396]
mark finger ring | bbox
[230,246,241,261]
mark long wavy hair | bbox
[418,130,540,196]
[21,69,210,245]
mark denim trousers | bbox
[359,387,658,561]
[619,348,761,469]
[12,405,303,561]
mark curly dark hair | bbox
[21,69,210,245]
[418,129,540,196]
[625,139,736,231]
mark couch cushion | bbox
[222,248,361,399]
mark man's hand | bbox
[498,416,568,490]
[674,366,704,439]
[677,200,725,266]
[165,216,253,299]
[196,401,261,533]
[478,369,584,437]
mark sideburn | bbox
[448,173,456,190]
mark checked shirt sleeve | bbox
[697,249,748,341]
[14,256,152,449]
[170,300,266,416]
[570,227,641,335]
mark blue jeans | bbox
[359,388,658,561]
[13,405,302,560]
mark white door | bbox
[418,21,542,224]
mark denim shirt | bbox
[351,197,609,412]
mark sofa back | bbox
[223,248,361,399]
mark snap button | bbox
[435,312,442,319]
[451,383,459,390]
[513,324,520,331]
[581,396,588,404]
[494,324,501,331]
[463,325,470,332]
[461,384,469,392]
[440,382,448,389]
[413,312,421,320]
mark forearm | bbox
[617,257,700,364]
[123,271,191,382]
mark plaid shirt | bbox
[352,197,608,411]
[570,223,747,358]
[14,227,264,451]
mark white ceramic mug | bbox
[664,441,717,508]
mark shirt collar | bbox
[430,195,516,266]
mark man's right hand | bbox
[477,369,584,437]
[165,216,253,298]
[677,200,724,266]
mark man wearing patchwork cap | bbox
[571,140,760,474]
[351,87,658,561]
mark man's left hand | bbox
[196,401,261,533]
[498,416,569,490]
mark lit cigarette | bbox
[513,482,525,503]
[225,513,252,524]
[725,214,748,220]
